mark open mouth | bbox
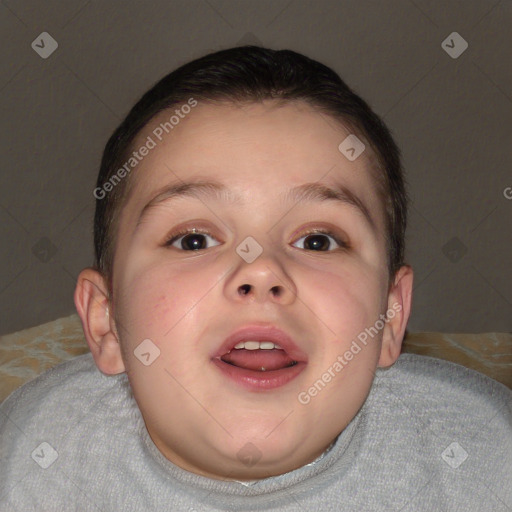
[220,341,298,372]
[212,327,308,391]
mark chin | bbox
[223,422,303,461]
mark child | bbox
[1,46,510,511]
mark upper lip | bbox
[213,324,309,363]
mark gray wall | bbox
[1,0,510,335]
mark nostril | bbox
[238,284,251,295]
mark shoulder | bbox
[0,352,138,437]
[366,354,511,492]
[383,352,511,407]
[0,353,141,507]
[0,352,128,416]
[0,352,136,444]
[354,354,512,507]
[370,353,512,428]
[0,354,133,460]
[367,352,512,453]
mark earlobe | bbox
[74,268,125,375]
[378,265,414,368]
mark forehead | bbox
[121,100,385,230]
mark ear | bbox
[74,268,125,375]
[378,265,414,368]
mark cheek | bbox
[114,263,189,344]
[303,262,385,339]
[300,267,384,421]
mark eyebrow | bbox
[135,178,376,231]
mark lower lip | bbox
[212,358,307,391]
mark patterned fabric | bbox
[0,314,89,403]
[1,314,511,402]
[402,331,512,390]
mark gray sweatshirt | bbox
[1,352,510,511]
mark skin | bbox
[75,100,413,481]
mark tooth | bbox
[231,341,282,350]
[261,367,266,371]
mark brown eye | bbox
[165,229,221,251]
[292,230,349,252]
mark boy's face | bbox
[76,100,412,481]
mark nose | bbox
[228,251,297,306]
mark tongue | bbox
[221,349,296,371]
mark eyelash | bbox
[164,227,350,252]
